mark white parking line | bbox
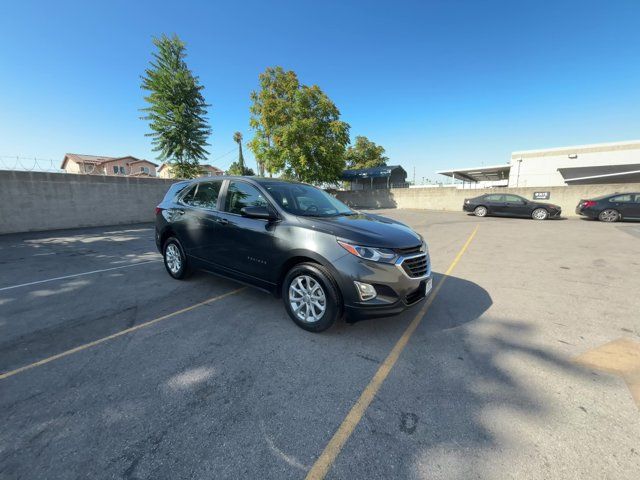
[0,261,159,292]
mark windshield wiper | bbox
[335,211,358,217]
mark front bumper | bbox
[549,208,562,218]
[332,251,433,322]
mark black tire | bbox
[474,205,488,217]
[282,263,341,332]
[163,237,190,279]
[598,209,620,223]
[532,208,549,220]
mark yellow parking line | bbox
[0,287,245,381]
[305,225,479,480]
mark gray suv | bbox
[155,177,432,332]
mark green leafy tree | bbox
[345,136,388,169]
[249,66,350,183]
[140,34,211,179]
[226,161,255,176]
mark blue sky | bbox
[1,0,639,182]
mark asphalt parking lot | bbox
[1,211,639,480]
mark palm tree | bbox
[233,131,245,174]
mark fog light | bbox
[354,281,377,301]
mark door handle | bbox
[217,218,229,225]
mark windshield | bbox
[264,183,354,217]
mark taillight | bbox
[582,200,596,208]
[155,207,162,215]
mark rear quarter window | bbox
[162,182,190,202]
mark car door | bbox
[503,194,530,217]
[608,194,634,219]
[623,193,640,219]
[172,181,224,260]
[484,194,506,215]
[214,180,281,284]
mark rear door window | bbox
[224,181,268,215]
[485,194,504,202]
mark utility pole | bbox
[413,166,416,185]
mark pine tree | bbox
[141,34,211,179]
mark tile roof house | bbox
[61,154,159,177]
[157,163,224,179]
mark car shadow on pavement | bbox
[327,273,604,479]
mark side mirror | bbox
[240,205,276,220]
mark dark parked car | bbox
[576,192,640,222]
[463,193,562,220]
[155,177,432,332]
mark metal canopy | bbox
[436,164,511,183]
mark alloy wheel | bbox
[288,275,327,323]
[599,209,619,222]
[165,244,182,274]
[532,208,548,220]
[474,206,487,217]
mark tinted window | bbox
[504,195,524,203]
[264,183,353,217]
[162,182,190,202]
[225,181,268,215]
[610,194,632,203]
[634,194,640,203]
[485,194,504,202]
[182,182,221,209]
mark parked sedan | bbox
[463,193,562,220]
[575,192,640,222]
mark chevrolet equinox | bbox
[155,177,432,332]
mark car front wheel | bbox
[598,209,620,222]
[532,208,549,220]
[282,263,341,332]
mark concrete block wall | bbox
[335,183,640,216]
[0,170,176,234]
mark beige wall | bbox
[335,183,640,217]
[0,170,176,234]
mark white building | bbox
[437,139,640,188]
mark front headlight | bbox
[337,240,397,263]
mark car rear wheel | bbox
[598,209,620,222]
[282,263,341,332]
[163,237,190,279]
[474,206,488,217]
[532,208,549,220]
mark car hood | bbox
[295,213,422,248]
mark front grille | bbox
[394,244,422,255]
[400,253,428,278]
